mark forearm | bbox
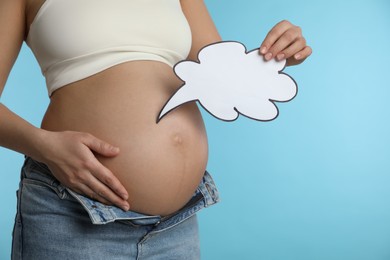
[0,103,48,159]
[181,0,222,61]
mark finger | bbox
[293,45,313,60]
[85,175,130,211]
[275,37,306,60]
[88,159,129,200]
[260,20,293,54]
[73,183,113,206]
[286,46,313,66]
[265,27,302,61]
[82,133,120,157]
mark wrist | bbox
[27,128,56,163]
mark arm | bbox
[180,0,222,61]
[0,0,40,156]
[180,1,311,66]
[0,0,129,210]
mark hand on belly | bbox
[97,102,209,216]
[41,61,209,216]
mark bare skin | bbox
[0,0,311,216]
[41,61,209,215]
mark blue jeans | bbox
[11,157,219,259]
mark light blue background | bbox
[1,0,389,259]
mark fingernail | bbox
[265,53,272,61]
[294,53,301,60]
[121,193,128,200]
[277,53,285,60]
[112,146,120,152]
[122,204,130,211]
[260,46,267,54]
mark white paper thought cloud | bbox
[157,41,297,123]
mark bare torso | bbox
[26,1,209,216]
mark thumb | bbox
[83,134,120,157]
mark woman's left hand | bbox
[259,20,312,66]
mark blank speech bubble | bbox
[157,41,297,123]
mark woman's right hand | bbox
[36,130,130,211]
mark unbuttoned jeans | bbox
[11,157,219,260]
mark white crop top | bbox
[26,0,192,96]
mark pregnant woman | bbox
[0,0,311,259]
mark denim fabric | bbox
[11,157,219,260]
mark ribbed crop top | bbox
[26,0,192,96]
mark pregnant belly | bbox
[41,61,209,216]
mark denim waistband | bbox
[22,157,220,231]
